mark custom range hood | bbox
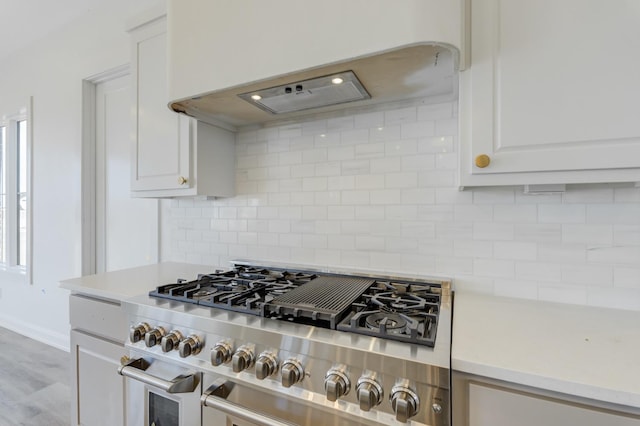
[167,0,467,128]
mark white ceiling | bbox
[0,0,111,61]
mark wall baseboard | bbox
[0,314,70,352]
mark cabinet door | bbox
[130,17,190,192]
[71,330,126,426]
[459,0,640,187]
[468,383,640,426]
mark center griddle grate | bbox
[261,276,375,329]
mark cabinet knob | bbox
[178,176,188,185]
[475,154,491,168]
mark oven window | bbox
[149,391,179,426]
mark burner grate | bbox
[263,276,375,328]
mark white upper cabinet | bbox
[459,0,640,187]
[129,14,235,198]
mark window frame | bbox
[0,100,32,283]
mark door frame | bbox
[80,65,130,276]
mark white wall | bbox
[164,97,640,311]
[0,0,158,349]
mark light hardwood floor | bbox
[0,327,70,425]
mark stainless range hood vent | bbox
[238,70,370,114]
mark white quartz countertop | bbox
[59,262,215,301]
[452,292,640,409]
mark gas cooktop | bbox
[149,264,443,347]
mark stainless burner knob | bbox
[324,367,350,402]
[129,322,150,343]
[255,351,278,380]
[144,327,166,348]
[390,385,420,423]
[178,335,203,358]
[356,377,384,411]
[232,346,255,373]
[160,330,183,352]
[281,359,304,388]
[211,342,233,366]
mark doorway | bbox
[82,66,158,274]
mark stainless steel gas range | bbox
[118,261,452,426]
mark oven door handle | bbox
[201,379,296,426]
[117,358,199,394]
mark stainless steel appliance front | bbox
[120,265,452,426]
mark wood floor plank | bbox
[0,327,70,425]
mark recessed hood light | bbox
[238,70,370,114]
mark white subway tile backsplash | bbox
[454,240,493,258]
[354,142,385,159]
[435,188,473,205]
[302,177,328,191]
[561,186,614,203]
[401,189,436,205]
[538,204,586,224]
[586,246,640,265]
[418,136,454,154]
[370,190,402,205]
[514,224,561,242]
[586,287,640,311]
[341,190,370,205]
[341,160,370,176]
[385,172,418,189]
[561,264,613,286]
[613,225,640,245]
[562,224,612,244]
[473,223,515,241]
[302,234,328,249]
[356,236,386,251]
[314,191,341,206]
[278,206,302,220]
[454,205,493,222]
[385,138,418,157]
[370,125,401,142]
[436,256,473,274]
[587,204,640,224]
[515,261,562,282]
[340,129,370,145]
[614,267,640,289]
[538,243,587,263]
[418,170,455,187]
[328,146,355,161]
[355,206,385,220]
[473,188,515,204]
[473,259,515,279]
[401,121,435,139]
[354,111,384,129]
[418,102,453,121]
[385,107,417,125]
[401,154,436,171]
[328,206,355,220]
[167,99,640,311]
[327,116,354,131]
[493,205,537,223]
[614,186,640,202]
[370,157,403,174]
[493,241,537,261]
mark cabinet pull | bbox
[117,357,199,393]
[475,154,491,168]
[178,176,188,185]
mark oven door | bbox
[118,357,202,426]
[201,376,386,426]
